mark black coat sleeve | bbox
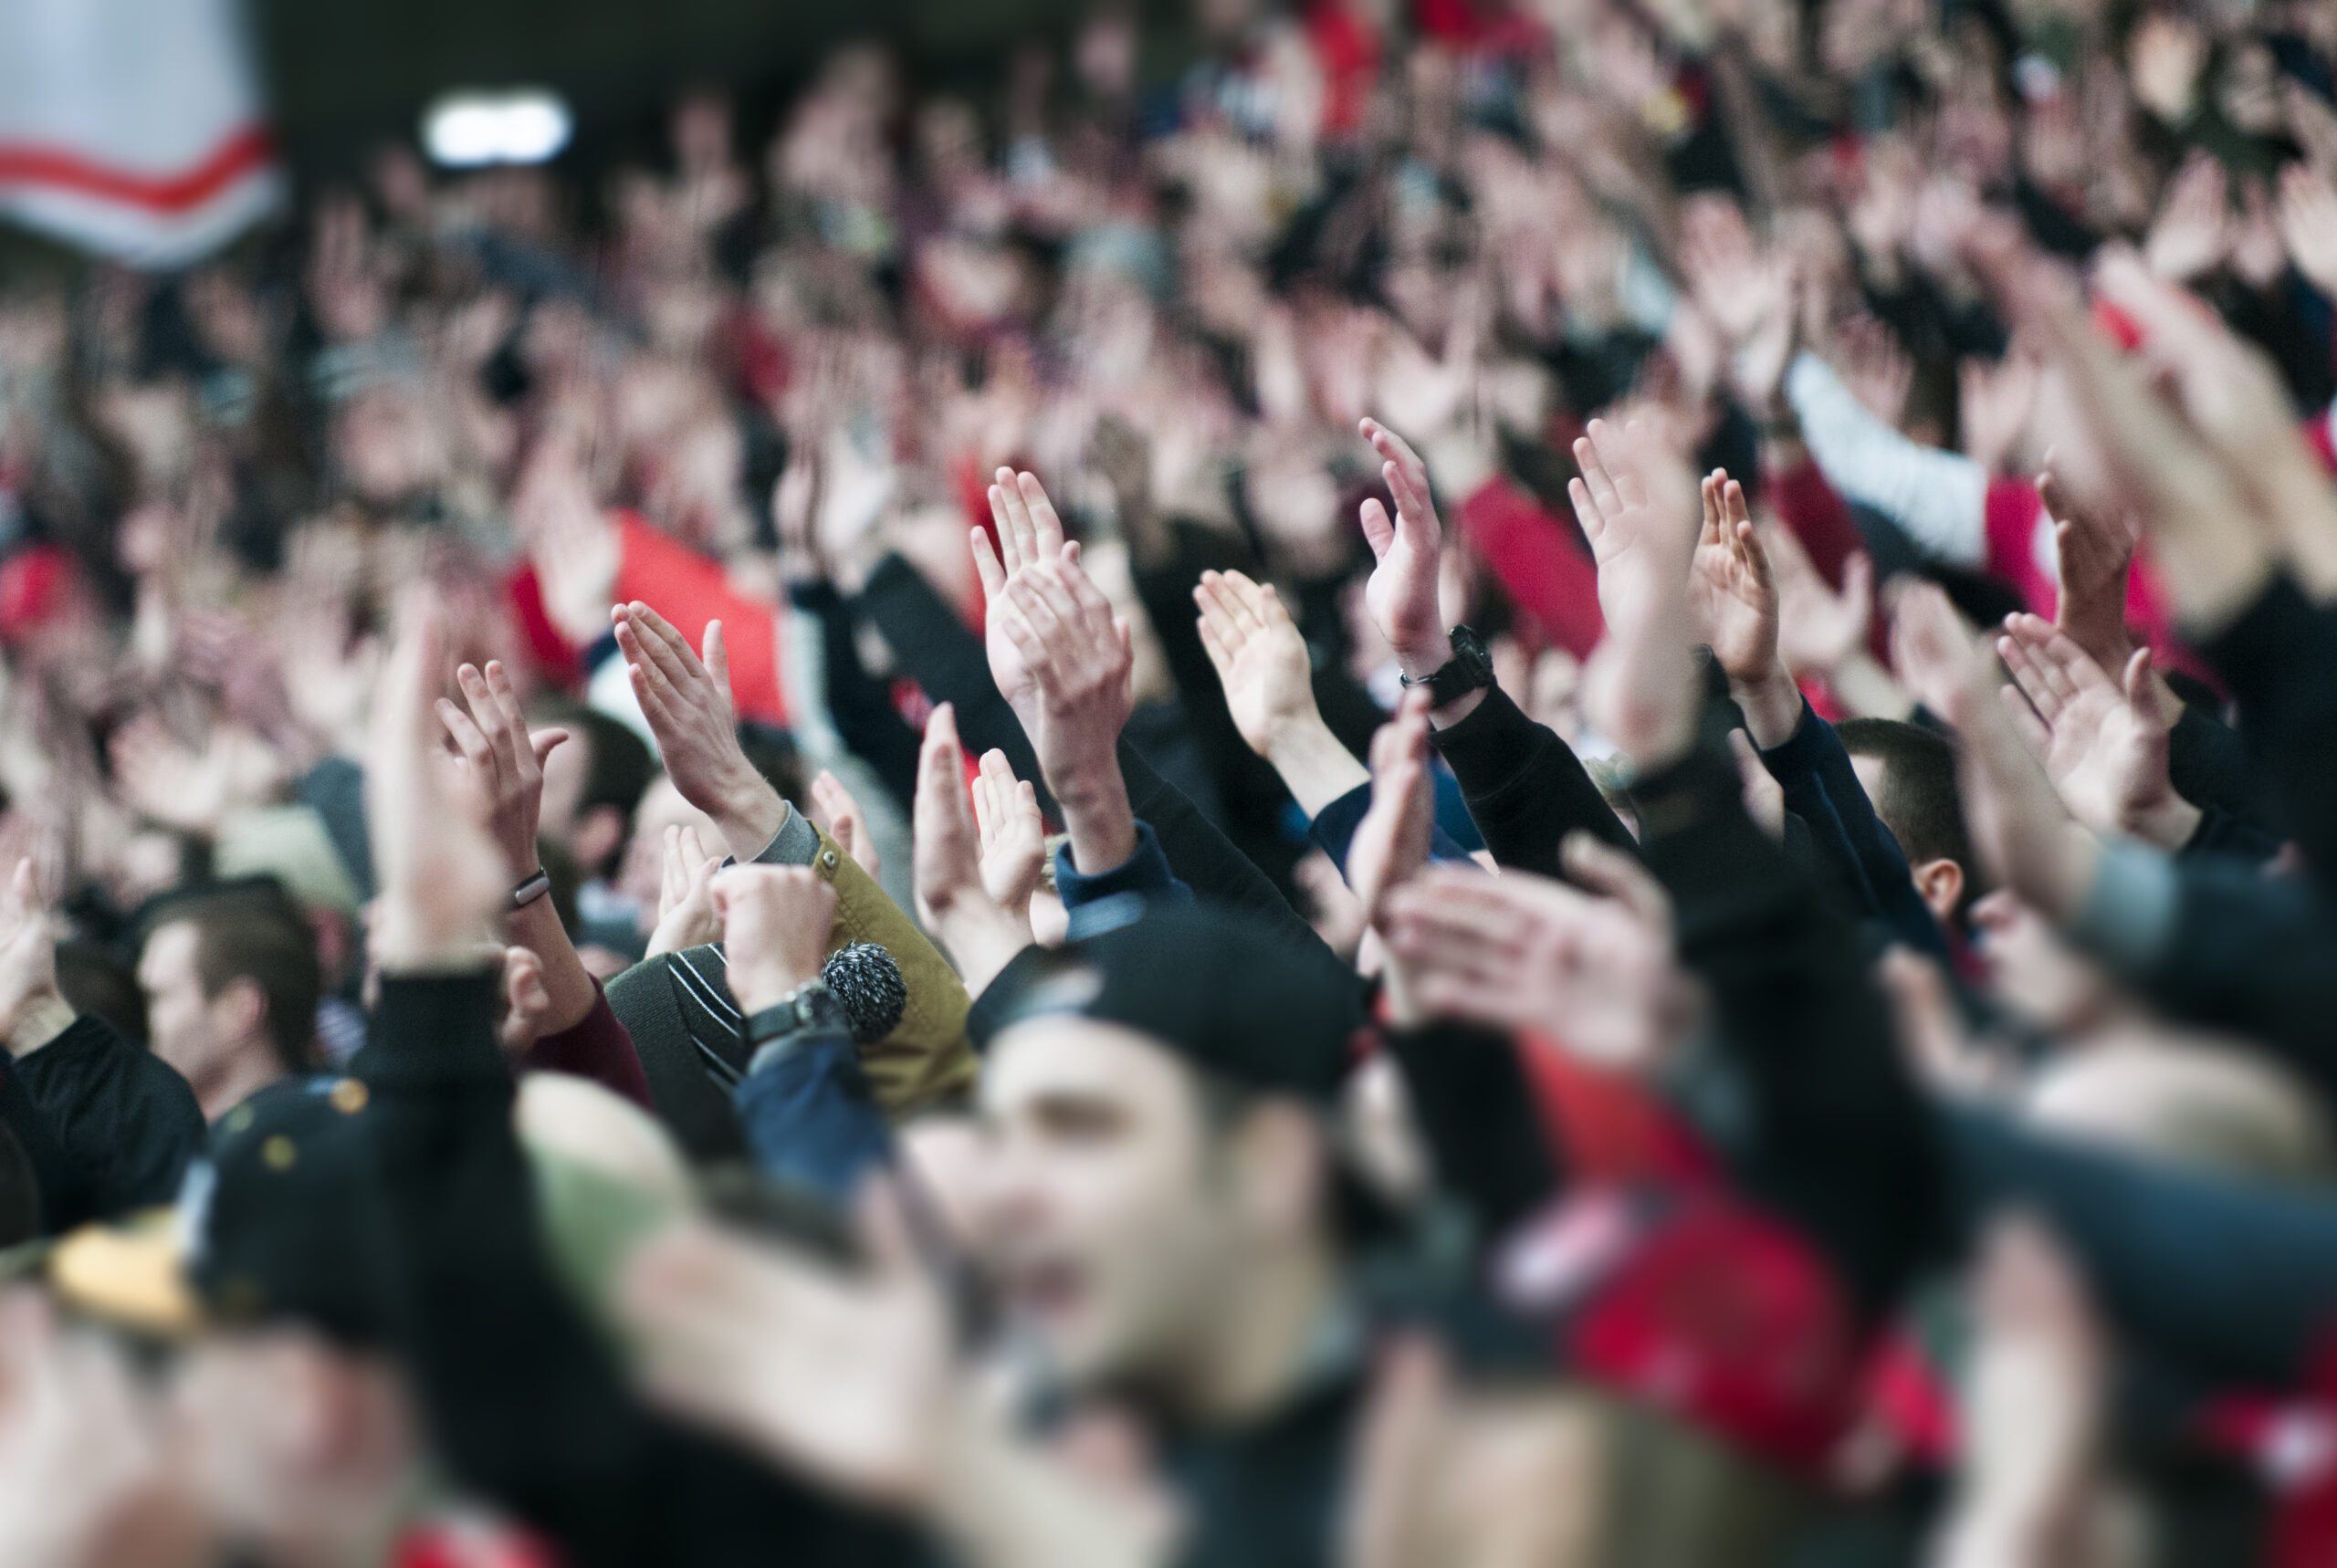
[855,552,1055,817]
[358,974,924,1568]
[1428,685,1635,878]
[1630,735,1944,1322]
[14,1015,203,1229]
[2196,574,2337,898]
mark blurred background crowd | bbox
[6,0,2337,1563]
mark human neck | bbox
[1161,1239,1342,1427]
[198,1046,289,1123]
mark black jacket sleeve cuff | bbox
[357,972,506,1092]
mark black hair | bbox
[1836,718,1983,915]
[532,700,656,877]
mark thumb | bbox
[530,727,571,767]
[703,620,731,695]
[1359,497,1397,562]
[2121,647,2154,711]
[1840,551,1874,612]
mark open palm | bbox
[971,467,1073,726]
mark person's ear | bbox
[212,975,268,1048]
[1233,1102,1328,1244]
[572,805,626,876]
[1913,857,1965,926]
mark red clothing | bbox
[611,512,788,726]
[1456,474,1607,659]
[1765,456,1866,589]
[518,982,654,1111]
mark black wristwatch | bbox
[743,980,850,1054]
[1399,623,1496,707]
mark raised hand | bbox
[514,434,622,644]
[913,706,1032,993]
[1892,583,2099,921]
[1384,834,1692,1071]
[971,749,1045,916]
[1679,209,1797,411]
[645,823,725,959]
[1938,1219,2105,1568]
[2040,471,2139,680]
[1194,569,1316,758]
[436,660,570,875]
[1958,352,2038,476]
[2088,249,2337,600]
[1996,616,2196,850]
[623,1186,954,1511]
[1957,219,2279,630]
[1195,567,1369,813]
[1689,469,1800,747]
[1767,523,1876,681]
[1569,416,1702,770]
[366,597,511,969]
[969,468,1073,726]
[809,769,880,879]
[0,861,70,1057]
[990,553,1137,874]
[1355,418,1452,682]
[709,865,837,1017]
[2142,152,2228,284]
[1347,688,1435,964]
[613,602,786,862]
[2276,162,2337,300]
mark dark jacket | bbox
[1429,685,1635,878]
[15,1014,203,1230]
[358,973,926,1568]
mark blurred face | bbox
[617,777,721,918]
[1969,890,2110,1031]
[170,1331,414,1552]
[140,923,227,1087]
[974,1018,1248,1391]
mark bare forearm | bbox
[510,897,601,1034]
[704,773,791,866]
[1733,663,1806,751]
[1828,652,1914,722]
[1264,718,1372,819]
[5,995,76,1059]
[1053,764,1139,877]
[929,904,1033,997]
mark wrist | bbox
[5,993,75,1058]
[1263,717,1370,817]
[730,962,827,1018]
[1057,778,1138,876]
[709,773,789,862]
[2125,795,2203,854]
[1393,630,1455,685]
[932,901,1035,997]
[1734,664,1805,751]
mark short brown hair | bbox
[157,886,321,1076]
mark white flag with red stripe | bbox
[0,0,280,267]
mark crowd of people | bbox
[5,0,2337,1561]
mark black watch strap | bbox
[1399,626,1494,706]
[742,983,850,1061]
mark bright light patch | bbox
[422,89,572,168]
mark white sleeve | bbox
[1784,350,1989,568]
